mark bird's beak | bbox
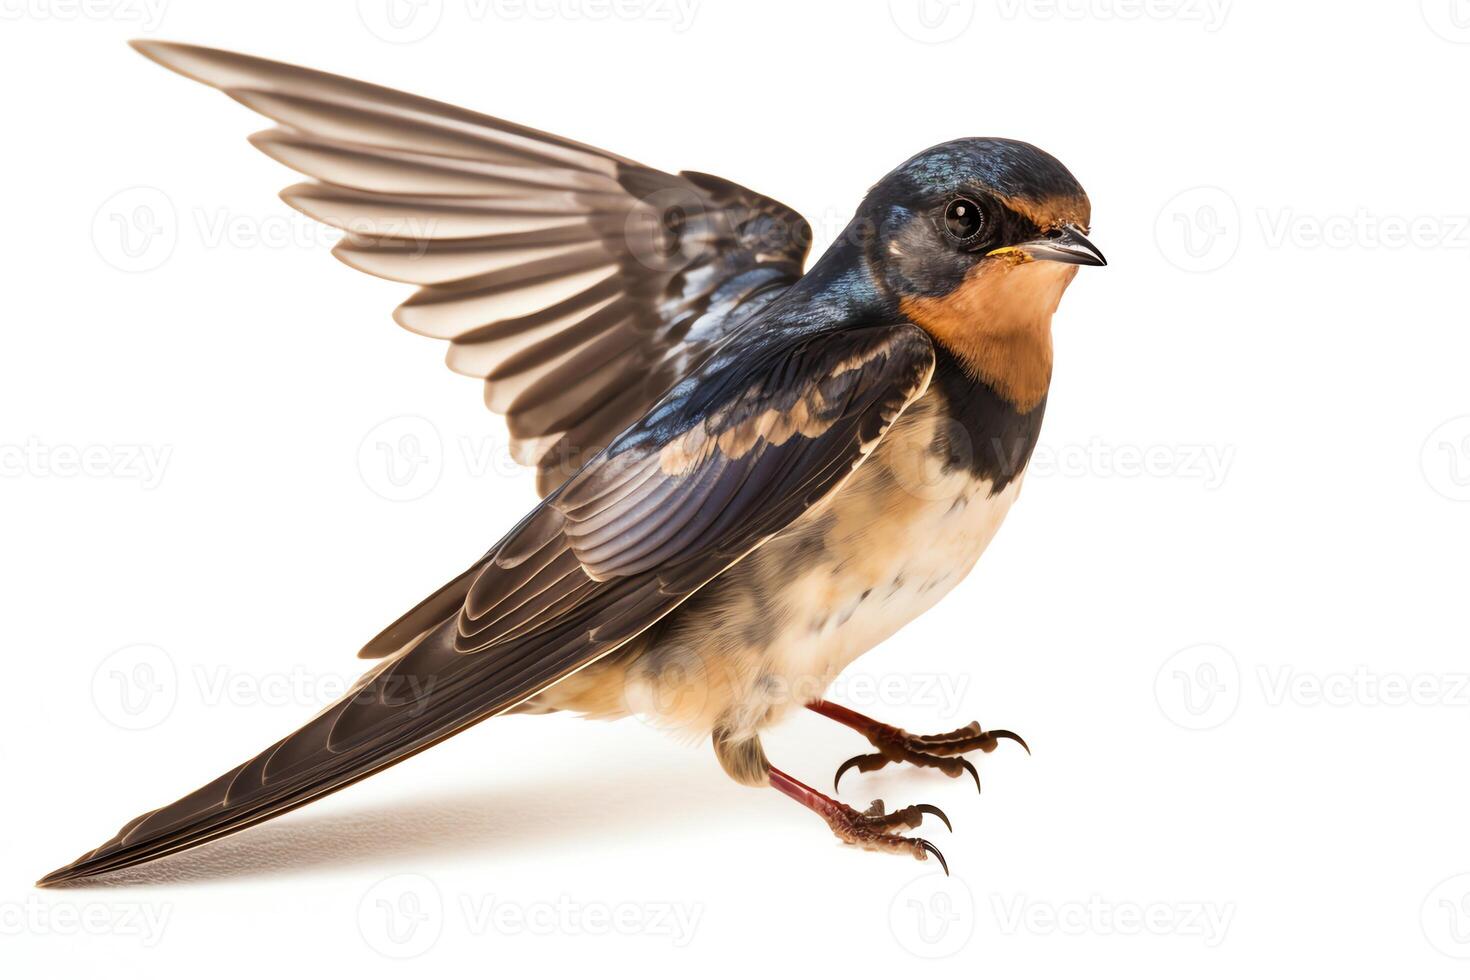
[991,225,1107,267]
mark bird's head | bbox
[853,138,1104,411]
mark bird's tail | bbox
[37,616,507,886]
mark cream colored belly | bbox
[530,399,1027,740]
[611,473,1020,739]
[749,470,1023,725]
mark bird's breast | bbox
[757,392,1026,688]
[537,382,1040,740]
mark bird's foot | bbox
[807,701,1028,793]
[768,767,950,873]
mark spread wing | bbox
[131,41,812,494]
[39,323,935,885]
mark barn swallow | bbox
[39,41,1104,886]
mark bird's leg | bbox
[806,699,1029,793]
[712,726,950,872]
[767,766,951,874]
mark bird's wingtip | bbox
[35,866,76,888]
[127,38,172,60]
[126,39,236,88]
[36,844,111,888]
[127,38,191,76]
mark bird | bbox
[38,40,1105,886]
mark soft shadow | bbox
[41,742,750,890]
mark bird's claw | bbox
[912,803,954,834]
[918,839,950,876]
[818,797,951,874]
[854,798,954,834]
[833,752,885,792]
[987,729,1031,755]
[832,720,1025,793]
[835,751,981,794]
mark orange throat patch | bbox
[899,257,1078,413]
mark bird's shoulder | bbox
[602,317,935,463]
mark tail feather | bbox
[38,625,480,886]
[38,617,543,885]
[39,551,673,886]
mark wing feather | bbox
[39,323,933,886]
[133,41,811,494]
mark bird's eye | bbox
[943,197,986,244]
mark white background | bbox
[4,0,1470,976]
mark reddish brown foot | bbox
[769,766,951,874]
[807,700,1029,794]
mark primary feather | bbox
[128,40,811,494]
